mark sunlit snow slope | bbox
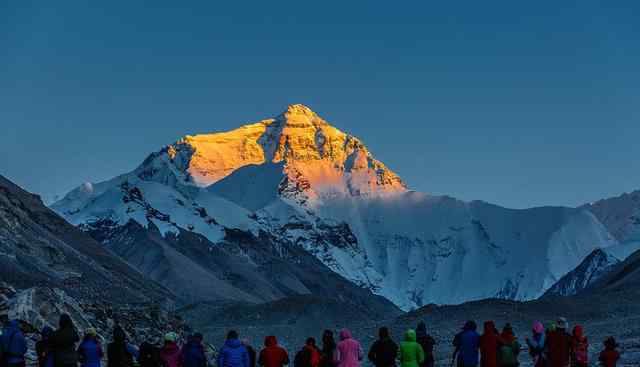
[53,104,620,310]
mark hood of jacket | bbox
[265,335,278,347]
[483,321,496,335]
[339,329,352,341]
[226,338,243,349]
[573,325,584,339]
[404,329,416,342]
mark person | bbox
[320,330,336,367]
[77,328,103,367]
[138,337,162,367]
[160,332,183,367]
[107,325,138,367]
[36,326,54,367]
[259,336,289,367]
[294,338,321,367]
[334,329,363,367]
[545,317,571,367]
[479,321,499,367]
[217,330,250,367]
[496,324,519,367]
[415,322,436,367]
[183,333,207,367]
[368,327,398,367]
[0,320,27,367]
[398,329,425,367]
[570,325,588,367]
[242,339,257,367]
[598,337,620,367]
[525,321,545,367]
[452,321,480,367]
[50,314,80,367]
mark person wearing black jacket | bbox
[415,322,436,367]
[138,338,162,367]
[368,327,398,367]
[50,314,80,367]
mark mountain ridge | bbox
[52,104,623,310]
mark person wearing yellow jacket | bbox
[399,330,425,367]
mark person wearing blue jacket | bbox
[1,320,28,367]
[77,328,104,367]
[182,333,207,367]
[452,321,480,367]
[218,330,250,367]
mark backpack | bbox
[573,338,588,364]
[498,342,518,367]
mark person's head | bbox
[241,338,251,347]
[227,330,239,340]
[503,323,513,334]
[416,321,426,334]
[322,330,335,348]
[192,332,203,343]
[113,325,126,343]
[59,314,73,330]
[604,337,617,350]
[164,332,178,344]
[463,320,477,331]
[85,328,97,340]
[572,325,584,338]
[306,337,316,347]
[264,335,277,347]
[339,329,352,341]
[41,326,54,340]
[378,327,390,339]
[547,322,557,333]
[557,317,568,330]
[532,321,544,335]
[483,321,496,334]
[404,329,416,342]
[8,320,20,331]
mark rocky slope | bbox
[0,175,186,350]
[545,241,640,296]
[53,104,619,310]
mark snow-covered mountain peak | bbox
[133,105,407,201]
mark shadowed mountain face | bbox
[0,174,170,305]
[51,105,623,310]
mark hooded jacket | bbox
[479,321,498,367]
[453,322,480,367]
[77,337,103,367]
[545,328,571,367]
[497,328,519,367]
[399,330,425,367]
[182,339,207,367]
[1,320,27,365]
[367,335,398,367]
[334,329,363,367]
[219,338,250,367]
[526,323,545,367]
[160,342,183,367]
[50,319,80,366]
[570,326,588,366]
[259,336,289,367]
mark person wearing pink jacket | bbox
[334,329,364,367]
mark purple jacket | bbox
[334,330,363,367]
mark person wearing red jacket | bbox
[545,317,571,367]
[259,336,289,367]
[479,321,499,367]
[598,337,620,367]
[570,326,588,367]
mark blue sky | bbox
[1,1,639,208]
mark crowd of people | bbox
[0,314,623,367]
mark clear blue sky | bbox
[1,1,639,208]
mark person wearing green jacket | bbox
[399,330,425,367]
